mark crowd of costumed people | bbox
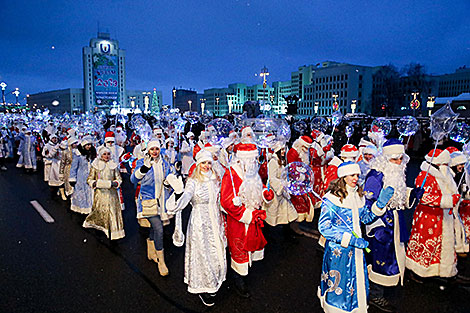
[2,103,470,312]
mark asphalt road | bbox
[1,158,470,313]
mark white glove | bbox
[143,154,152,168]
[232,196,242,207]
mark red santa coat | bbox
[192,141,204,159]
[323,156,342,193]
[406,162,458,278]
[220,164,265,276]
[286,147,315,222]
[310,144,327,206]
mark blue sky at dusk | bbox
[0,0,469,104]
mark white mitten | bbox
[232,196,242,207]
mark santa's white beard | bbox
[236,157,263,210]
[439,165,457,192]
[382,162,407,209]
[239,173,263,210]
[298,149,309,164]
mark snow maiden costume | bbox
[69,136,95,214]
[83,146,124,240]
[318,162,390,313]
[406,149,460,278]
[170,150,227,296]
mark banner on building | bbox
[93,53,119,106]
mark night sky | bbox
[1,0,469,104]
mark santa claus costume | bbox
[310,130,333,206]
[363,139,422,312]
[287,135,316,222]
[220,143,274,297]
[406,149,460,278]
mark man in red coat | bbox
[220,143,274,298]
[323,144,359,192]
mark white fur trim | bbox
[440,195,453,209]
[329,156,343,167]
[239,208,253,224]
[236,149,258,159]
[337,163,360,178]
[450,153,467,167]
[383,144,404,156]
[368,264,400,286]
[340,150,359,158]
[341,232,352,248]
[425,149,450,165]
[96,179,111,189]
[371,202,386,216]
[134,168,145,180]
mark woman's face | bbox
[344,174,359,188]
[149,146,160,158]
[456,164,465,172]
[280,147,286,157]
[84,143,92,151]
[200,160,212,172]
[101,151,111,162]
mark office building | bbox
[438,67,470,97]
[173,88,198,112]
[28,88,85,114]
[298,61,379,116]
[83,32,126,112]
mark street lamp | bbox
[188,100,192,111]
[201,98,206,114]
[13,88,20,104]
[351,99,357,114]
[259,66,269,112]
[427,95,435,116]
[0,82,7,105]
[143,92,151,113]
[172,87,176,109]
[130,96,136,111]
[228,99,233,113]
[332,93,339,111]
[314,101,319,115]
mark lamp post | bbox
[314,101,319,115]
[228,99,233,113]
[332,93,339,111]
[172,87,176,109]
[260,66,269,113]
[351,99,357,114]
[427,95,435,117]
[130,96,136,111]
[13,88,20,105]
[201,99,205,114]
[0,82,7,105]
[143,91,151,113]
[188,100,192,112]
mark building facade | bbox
[126,89,162,114]
[438,67,470,97]
[83,32,126,112]
[271,80,291,114]
[173,88,198,112]
[28,89,85,114]
[298,62,379,116]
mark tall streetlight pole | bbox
[351,99,357,114]
[13,88,20,105]
[172,87,176,109]
[332,93,339,111]
[0,82,6,105]
[314,101,319,115]
[188,100,192,112]
[260,66,269,112]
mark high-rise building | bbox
[299,62,380,116]
[173,88,198,112]
[272,81,291,114]
[438,67,470,97]
[28,88,84,114]
[83,32,126,112]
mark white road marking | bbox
[30,200,55,223]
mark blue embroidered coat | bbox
[363,169,410,286]
[318,187,381,313]
[131,157,172,219]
